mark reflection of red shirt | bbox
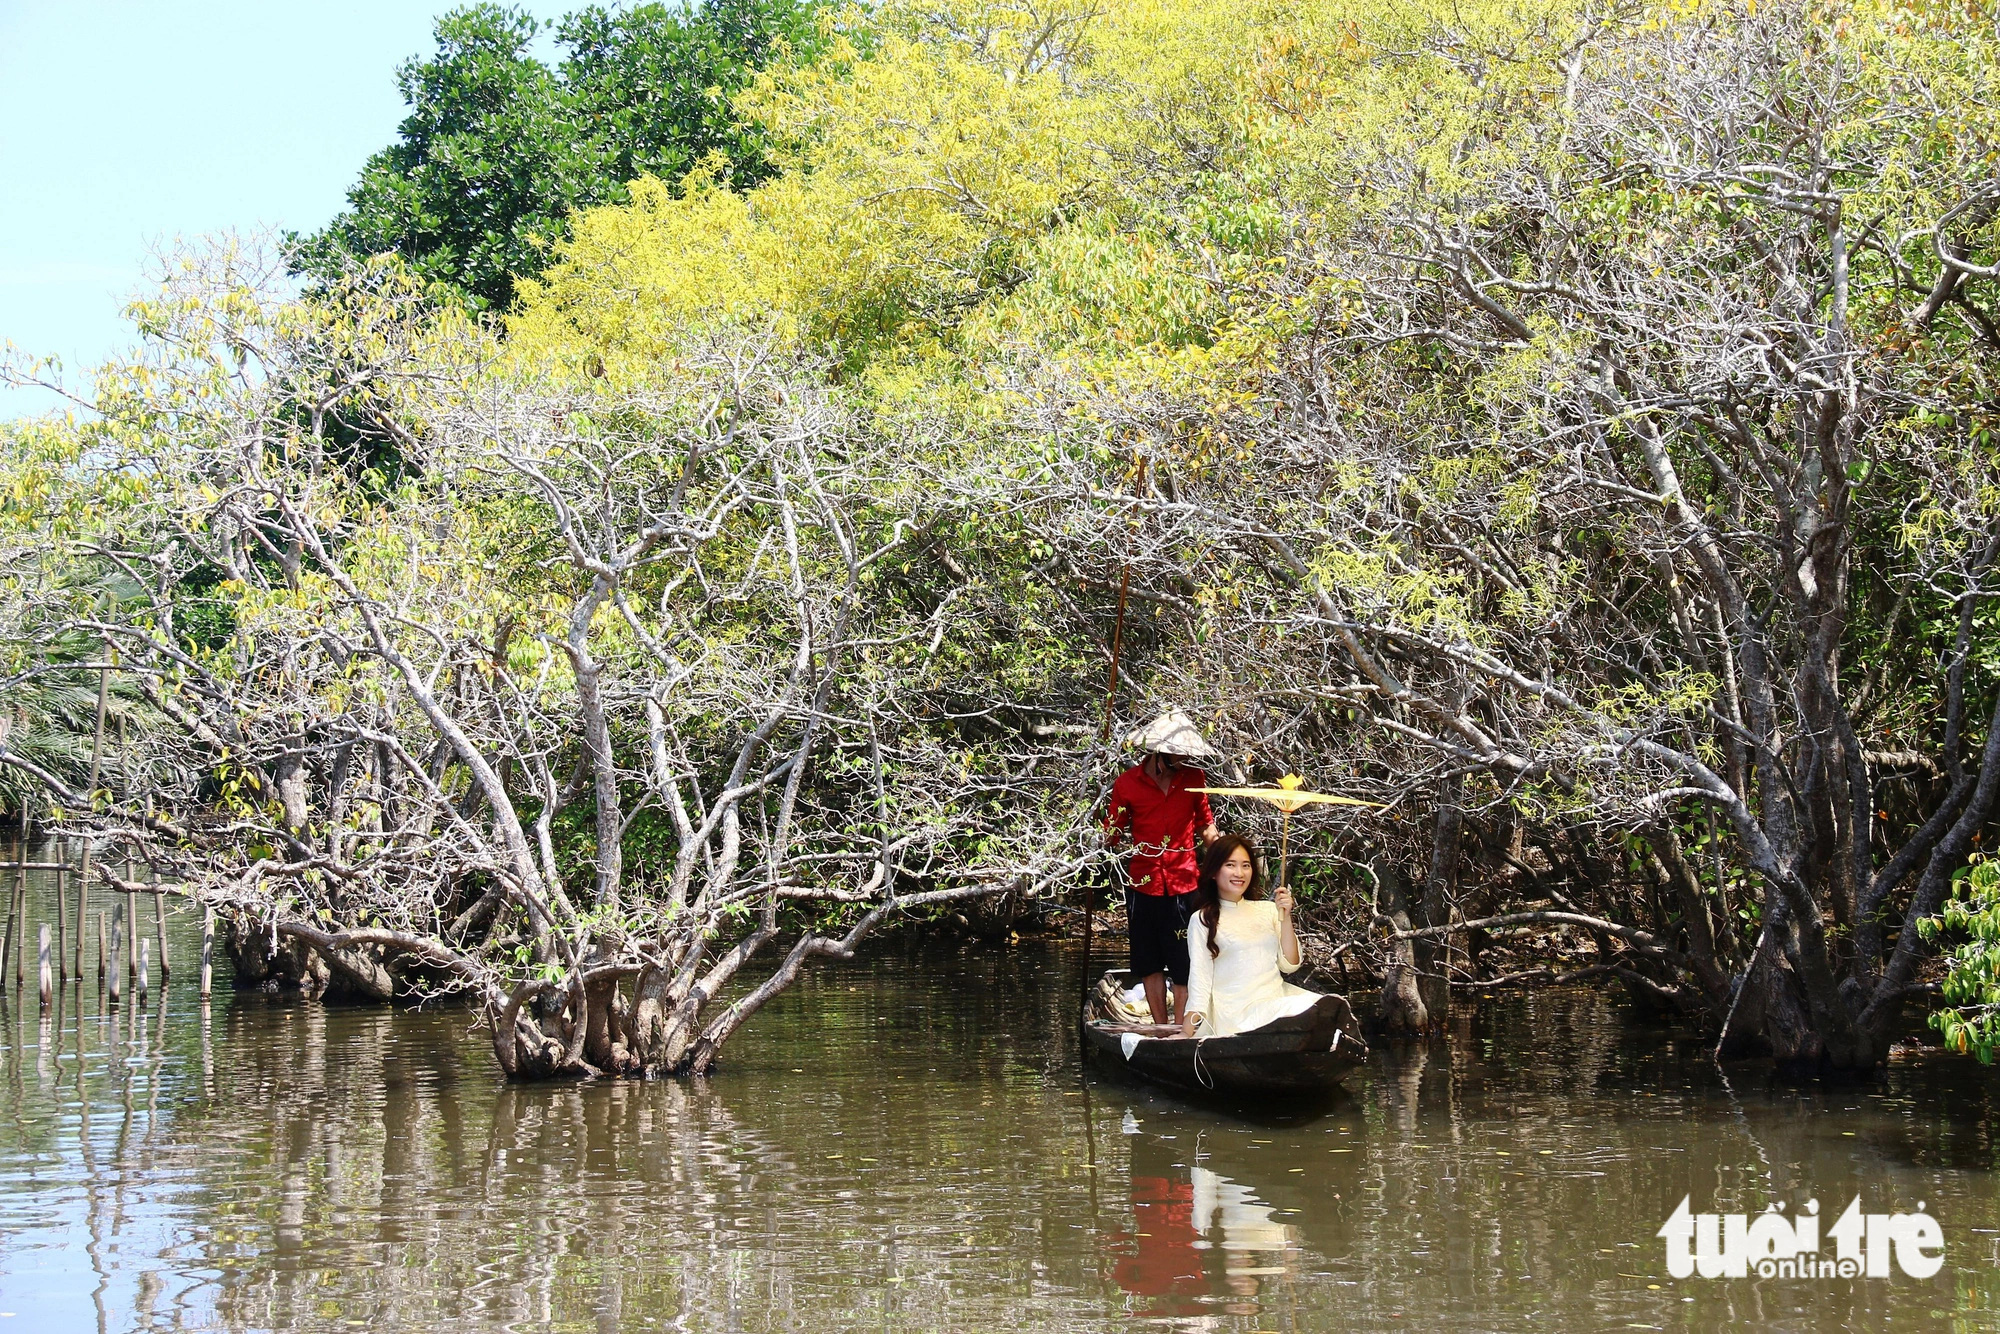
[1110,1176,1206,1298]
[1106,765,1213,897]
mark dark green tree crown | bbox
[288,0,827,313]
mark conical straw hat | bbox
[1125,709,1220,761]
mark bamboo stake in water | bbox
[0,827,18,986]
[107,900,123,1005]
[137,939,149,1001]
[74,659,108,980]
[96,912,105,981]
[140,748,170,979]
[54,838,67,982]
[199,908,214,1000]
[124,880,137,981]
[37,925,50,1011]
[153,886,169,978]
[9,805,23,987]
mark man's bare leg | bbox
[1142,972,1169,1025]
[1170,983,1183,1026]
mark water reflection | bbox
[1107,1132,1206,1316]
[1193,1162,1296,1293]
[1106,1128,1309,1323]
[0,853,1996,1331]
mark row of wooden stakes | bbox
[5,663,218,1011]
[0,836,216,1011]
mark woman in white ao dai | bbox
[1181,834,1321,1038]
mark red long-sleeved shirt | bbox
[1106,764,1214,897]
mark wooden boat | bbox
[1082,969,1368,1099]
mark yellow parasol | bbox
[1192,775,1381,885]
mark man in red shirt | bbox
[1106,710,1222,1025]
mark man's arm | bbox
[1194,788,1219,844]
[1104,786,1131,849]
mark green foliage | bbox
[0,566,152,816]
[1925,858,2000,1062]
[169,562,239,653]
[289,0,829,312]
[18,0,2000,1064]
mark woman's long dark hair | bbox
[1188,834,1265,958]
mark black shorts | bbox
[1128,888,1197,986]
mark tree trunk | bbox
[1376,791,1459,1041]
[223,914,392,1000]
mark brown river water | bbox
[1,866,1999,1331]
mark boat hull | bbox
[1082,970,1367,1098]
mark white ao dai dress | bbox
[1185,898,1320,1037]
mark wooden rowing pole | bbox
[1082,451,1148,1031]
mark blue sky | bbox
[0,0,567,418]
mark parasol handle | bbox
[1278,809,1290,889]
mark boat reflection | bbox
[1107,1127,1302,1320]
